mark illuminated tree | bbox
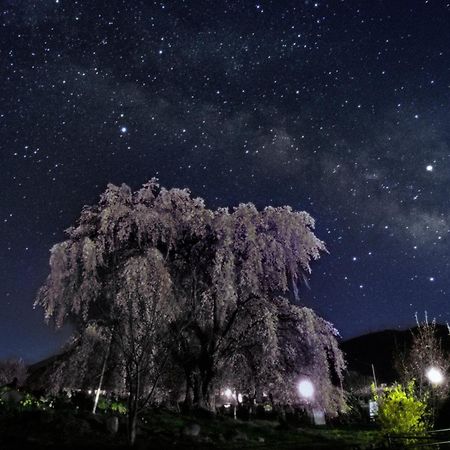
[223,298,345,414]
[396,314,449,399]
[36,179,344,442]
[36,183,179,444]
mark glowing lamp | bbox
[426,367,444,385]
[297,379,314,399]
[224,388,233,399]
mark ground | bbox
[0,407,383,449]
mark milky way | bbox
[0,0,449,361]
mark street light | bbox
[224,388,233,399]
[297,379,314,399]
[426,367,444,385]
[426,366,444,426]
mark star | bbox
[1,0,450,361]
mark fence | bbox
[387,428,450,448]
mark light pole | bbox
[426,366,444,426]
[297,378,315,424]
[297,379,315,400]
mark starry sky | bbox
[0,0,449,363]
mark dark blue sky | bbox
[0,0,449,362]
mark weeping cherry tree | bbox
[36,179,345,443]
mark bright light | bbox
[297,379,314,399]
[426,367,444,385]
[224,388,233,399]
[120,126,127,133]
[426,165,433,172]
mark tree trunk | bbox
[182,352,216,412]
[248,390,256,417]
[193,373,201,406]
[127,368,140,446]
[128,404,138,447]
[183,374,193,409]
[191,371,215,412]
[202,375,215,411]
[278,405,286,423]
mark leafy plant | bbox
[96,396,127,415]
[110,400,127,415]
[19,393,43,411]
[374,382,429,436]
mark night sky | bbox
[1,1,449,363]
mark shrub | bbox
[19,393,44,411]
[375,382,429,436]
[96,396,127,415]
[110,400,127,415]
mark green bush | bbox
[0,391,56,412]
[96,396,127,415]
[374,382,429,436]
[110,401,127,415]
[96,396,110,412]
[19,393,49,411]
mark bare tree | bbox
[396,313,449,399]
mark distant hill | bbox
[340,324,450,384]
[25,324,450,392]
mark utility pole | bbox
[371,363,378,390]
[93,333,113,414]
